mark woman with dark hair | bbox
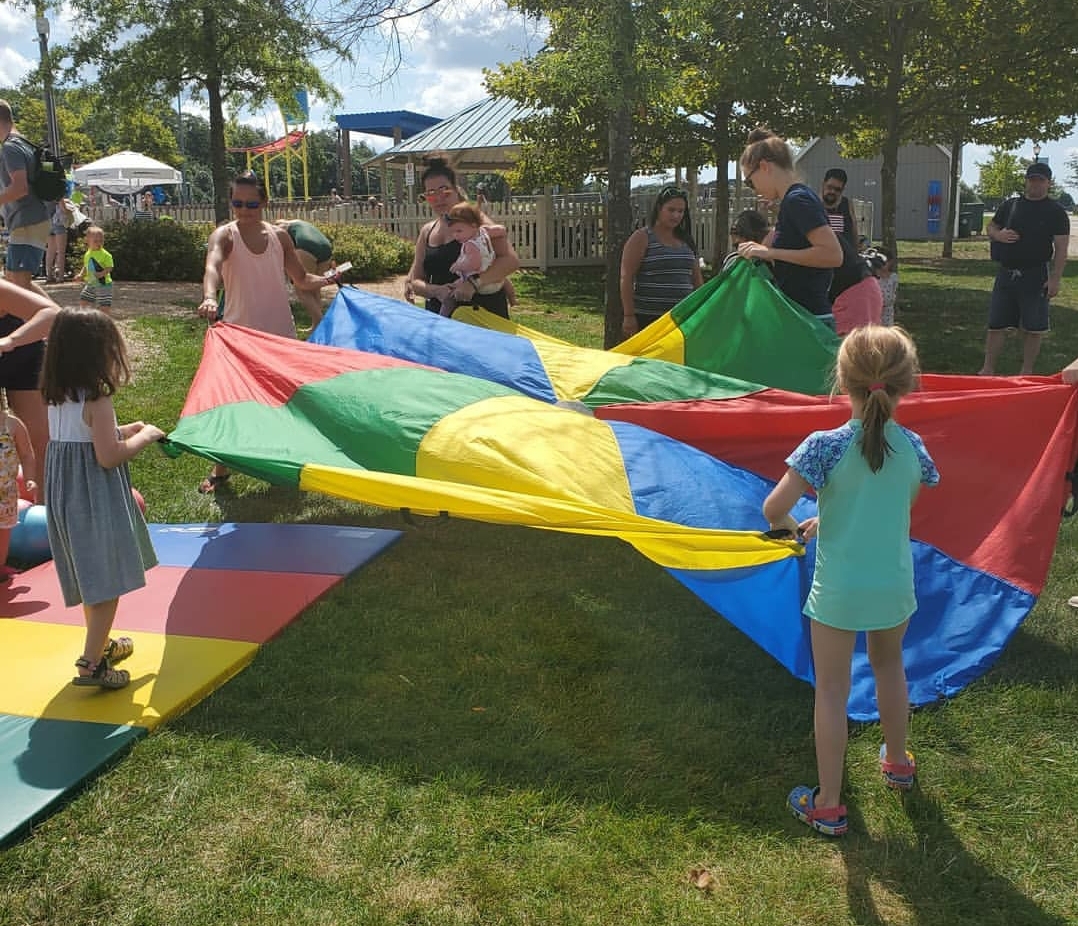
[736,128,842,324]
[619,185,704,337]
[404,154,520,319]
[195,170,337,493]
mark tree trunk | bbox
[880,7,906,256]
[207,76,229,224]
[202,7,229,224]
[602,0,636,349]
[605,101,634,349]
[710,110,734,266]
[942,135,961,259]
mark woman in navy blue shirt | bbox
[736,128,842,324]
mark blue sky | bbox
[2,1,1075,192]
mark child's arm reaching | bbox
[762,468,816,540]
[86,398,165,469]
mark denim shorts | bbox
[4,243,45,274]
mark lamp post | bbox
[1032,142,1042,163]
[34,4,62,158]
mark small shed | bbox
[794,137,954,241]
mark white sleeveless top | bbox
[48,397,93,443]
[220,222,296,338]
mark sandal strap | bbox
[806,804,847,822]
[881,760,916,775]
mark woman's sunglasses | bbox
[422,185,454,201]
[658,185,688,202]
[230,199,262,209]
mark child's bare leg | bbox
[810,621,857,810]
[867,620,910,764]
[80,598,119,667]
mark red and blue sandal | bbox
[788,785,848,836]
[879,744,917,791]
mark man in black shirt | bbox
[820,168,858,248]
[979,161,1070,375]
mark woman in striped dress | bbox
[619,186,704,338]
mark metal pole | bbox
[34,5,62,157]
[177,90,186,204]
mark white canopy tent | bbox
[71,150,182,195]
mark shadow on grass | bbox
[840,794,1070,926]
[174,516,810,826]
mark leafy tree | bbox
[808,0,1078,254]
[655,0,838,260]
[1066,151,1078,194]
[62,0,348,220]
[975,149,1025,201]
[493,0,649,346]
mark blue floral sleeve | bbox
[900,427,940,486]
[785,425,856,490]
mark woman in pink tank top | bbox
[195,171,339,492]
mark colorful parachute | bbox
[446,258,841,395]
[168,281,1078,719]
[165,324,801,573]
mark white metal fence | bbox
[89,193,874,270]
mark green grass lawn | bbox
[1,249,1077,925]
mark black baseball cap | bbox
[1026,162,1052,180]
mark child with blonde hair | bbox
[763,326,939,836]
[866,248,899,326]
[0,388,36,580]
[80,226,115,313]
[41,309,163,689]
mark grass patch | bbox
[1,248,1077,925]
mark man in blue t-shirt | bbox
[979,161,1070,375]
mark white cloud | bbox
[0,44,35,89]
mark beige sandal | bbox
[103,637,134,664]
[72,657,130,690]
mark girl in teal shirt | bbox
[763,325,939,836]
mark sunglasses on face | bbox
[231,199,262,209]
[422,185,454,201]
[744,166,760,191]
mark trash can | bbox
[958,205,985,238]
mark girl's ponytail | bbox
[835,327,920,472]
[860,385,895,472]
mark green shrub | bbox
[79,220,210,281]
[67,220,412,283]
[320,223,414,281]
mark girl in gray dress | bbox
[41,309,164,689]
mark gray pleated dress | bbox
[45,398,157,608]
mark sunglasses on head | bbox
[231,198,262,209]
[658,185,687,202]
[422,185,454,201]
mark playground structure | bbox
[227,95,312,201]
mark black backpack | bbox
[4,135,68,202]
